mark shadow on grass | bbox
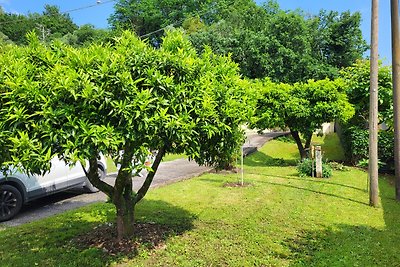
[246,172,366,192]
[281,178,400,266]
[0,199,196,267]
[257,179,368,206]
[244,150,298,167]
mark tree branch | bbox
[290,130,306,159]
[113,141,135,203]
[134,146,166,204]
[87,156,114,198]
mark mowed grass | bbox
[1,135,399,266]
[312,133,345,161]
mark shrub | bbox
[340,126,394,170]
[297,158,332,178]
[329,161,350,171]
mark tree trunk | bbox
[304,133,312,150]
[113,144,166,240]
[113,141,136,240]
[115,183,135,240]
[134,146,166,204]
[291,130,306,159]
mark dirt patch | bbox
[72,222,171,256]
[223,182,252,188]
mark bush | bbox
[328,161,350,172]
[340,126,394,170]
[297,158,332,178]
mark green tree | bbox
[109,0,212,40]
[62,24,113,46]
[37,4,78,40]
[0,30,251,239]
[0,31,13,45]
[0,12,35,44]
[310,10,368,69]
[0,5,77,44]
[189,1,366,82]
[250,79,354,159]
[340,59,393,128]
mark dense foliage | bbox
[0,30,252,238]
[109,0,215,41]
[338,60,394,168]
[0,5,77,44]
[341,127,394,170]
[0,5,111,46]
[297,158,333,178]
[250,78,354,159]
[110,0,367,82]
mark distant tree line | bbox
[0,5,112,46]
[110,0,368,83]
[1,1,367,83]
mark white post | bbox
[241,145,244,186]
[311,145,315,178]
[315,146,322,178]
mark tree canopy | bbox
[0,30,252,239]
[250,78,354,158]
[188,1,367,82]
[109,0,215,42]
[340,59,393,128]
[0,5,77,44]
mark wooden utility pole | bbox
[391,0,400,201]
[369,0,379,207]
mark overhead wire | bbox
[0,0,235,40]
[0,0,117,26]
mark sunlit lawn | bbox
[0,134,399,266]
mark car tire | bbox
[84,166,105,193]
[0,185,23,222]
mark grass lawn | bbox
[163,153,186,162]
[312,133,345,162]
[1,135,399,266]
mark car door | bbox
[66,161,87,187]
[27,157,71,196]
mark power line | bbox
[0,0,116,27]
[0,0,233,41]
[60,0,116,15]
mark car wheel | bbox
[84,166,105,193]
[0,185,23,222]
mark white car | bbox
[0,156,107,222]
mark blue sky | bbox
[0,0,393,63]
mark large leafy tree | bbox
[36,4,78,40]
[189,1,367,82]
[109,0,214,40]
[0,30,251,239]
[109,0,367,82]
[338,60,393,166]
[0,12,35,44]
[0,5,77,44]
[340,59,393,128]
[62,24,114,46]
[309,10,368,69]
[250,79,354,158]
